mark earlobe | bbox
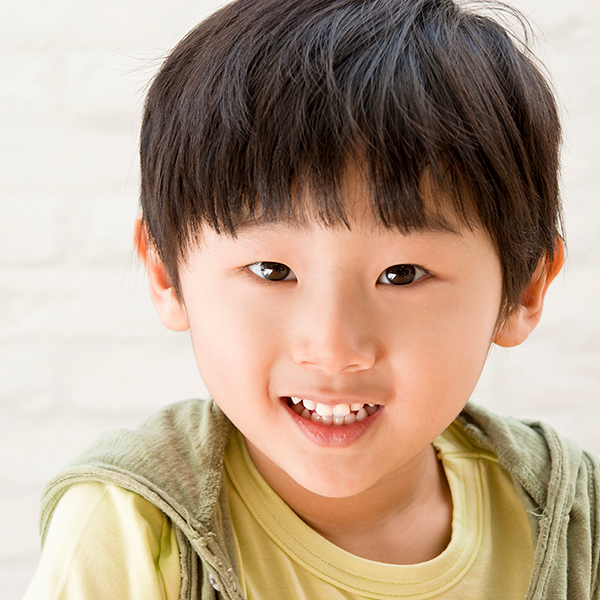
[133,217,190,332]
[494,239,565,348]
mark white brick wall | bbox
[2,1,599,597]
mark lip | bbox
[281,397,382,447]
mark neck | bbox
[245,442,453,564]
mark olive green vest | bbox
[40,399,600,599]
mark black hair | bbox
[140,0,562,316]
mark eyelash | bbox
[246,261,430,286]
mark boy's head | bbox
[139,0,563,322]
[136,0,565,499]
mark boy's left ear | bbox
[494,239,564,348]
[134,217,190,332]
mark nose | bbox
[291,281,378,375]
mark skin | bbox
[137,182,562,565]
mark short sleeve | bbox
[24,481,181,600]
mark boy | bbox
[25,0,599,598]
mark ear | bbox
[494,239,565,348]
[134,217,189,332]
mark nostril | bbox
[295,356,376,375]
[291,326,377,374]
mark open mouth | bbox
[285,397,380,426]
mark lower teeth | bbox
[290,400,377,425]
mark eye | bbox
[247,261,296,281]
[377,264,429,286]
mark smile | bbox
[285,397,380,426]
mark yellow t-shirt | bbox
[23,482,181,600]
[25,422,533,599]
[224,423,534,599]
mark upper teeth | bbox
[290,397,375,415]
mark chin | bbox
[290,464,379,499]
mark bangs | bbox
[140,0,561,311]
[220,162,470,239]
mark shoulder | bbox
[457,403,600,524]
[70,398,231,470]
[40,399,234,545]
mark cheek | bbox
[185,290,283,396]
[392,286,500,398]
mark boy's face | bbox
[166,184,508,500]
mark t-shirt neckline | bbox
[224,424,483,599]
